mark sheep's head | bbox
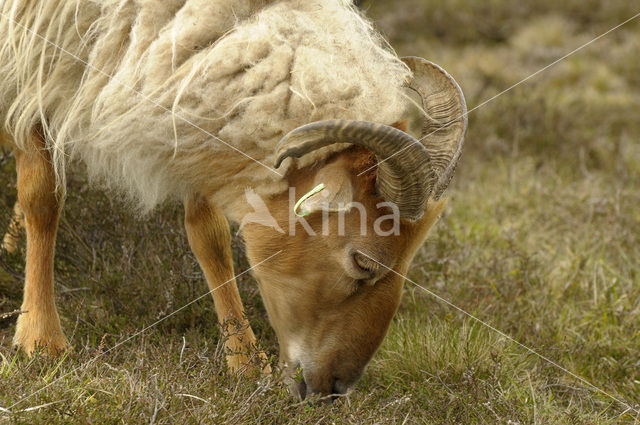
[241,57,467,400]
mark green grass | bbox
[1,1,640,423]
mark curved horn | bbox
[401,56,467,199]
[274,120,434,220]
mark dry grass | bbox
[1,1,640,423]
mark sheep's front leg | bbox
[184,193,270,374]
[12,137,67,355]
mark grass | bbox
[1,0,640,423]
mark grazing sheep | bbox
[0,0,466,399]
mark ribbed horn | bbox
[401,56,467,199]
[274,119,435,221]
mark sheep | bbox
[0,0,467,399]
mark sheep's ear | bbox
[298,163,353,215]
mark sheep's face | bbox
[242,148,445,399]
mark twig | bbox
[175,393,209,404]
[21,400,63,412]
[0,309,27,320]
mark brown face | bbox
[242,149,445,399]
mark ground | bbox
[1,0,639,423]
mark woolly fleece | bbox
[0,0,411,216]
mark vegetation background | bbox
[1,0,639,423]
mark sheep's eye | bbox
[353,252,375,273]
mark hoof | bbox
[13,311,69,356]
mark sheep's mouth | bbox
[293,377,307,400]
[292,377,346,403]
[287,363,350,403]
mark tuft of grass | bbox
[2,1,640,423]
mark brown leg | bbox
[184,193,270,374]
[12,135,67,355]
[2,201,25,253]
